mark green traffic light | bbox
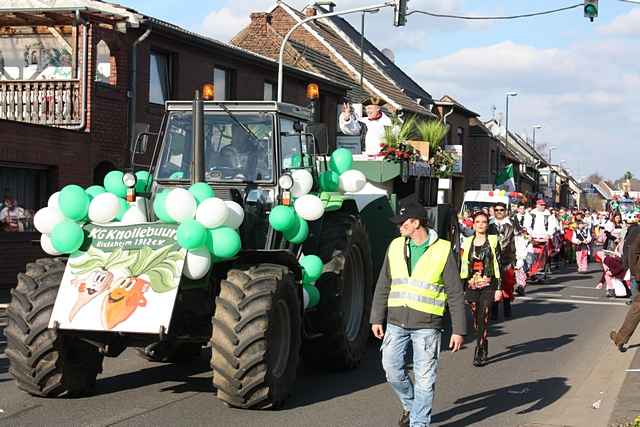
[584,4,597,17]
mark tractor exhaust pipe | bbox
[192,91,205,183]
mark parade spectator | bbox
[514,229,533,294]
[370,200,466,427]
[0,193,26,232]
[512,203,527,233]
[460,211,502,367]
[623,215,640,300]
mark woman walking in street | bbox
[460,211,502,367]
[572,220,592,273]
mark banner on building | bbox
[496,164,516,192]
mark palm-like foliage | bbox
[624,171,634,181]
[415,120,449,150]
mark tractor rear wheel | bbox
[303,212,373,370]
[5,258,103,397]
[211,264,301,409]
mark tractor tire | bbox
[5,258,103,397]
[136,342,203,364]
[211,264,301,409]
[303,212,373,370]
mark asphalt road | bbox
[0,264,637,427]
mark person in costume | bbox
[339,96,393,156]
[460,211,503,367]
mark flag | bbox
[496,164,516,192]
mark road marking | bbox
[568,295,599,299]
[518,296,629,306]
[568,286,603,290]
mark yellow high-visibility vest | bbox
[387,236,451,316]
[460,235,501,279]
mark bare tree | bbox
[585,173,603,184]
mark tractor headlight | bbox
[278,174,294,190]
[123,172,137,189]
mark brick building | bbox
[0,0,347,287]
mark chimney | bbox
[303,6,317,17]
[250,12,272,25]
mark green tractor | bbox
[5,95,447,409]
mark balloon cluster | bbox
[488,189,508,197]
[299,254,323,309]
[153,182,244,280]
[34,170,153,256]
[268,149,367,246]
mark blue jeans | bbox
[381,323,441,427]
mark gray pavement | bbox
[0,264,638,427]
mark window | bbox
[95,40,115,85]
[149,51,171,104]
[457,126,464,146]
[280,117,310,169]
[0,165,50,232]
[213,67,232,100]
[263,81,275,101]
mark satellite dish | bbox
[381,48,395,63]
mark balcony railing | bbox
[0,79,82,127]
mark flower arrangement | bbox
[379,115,422,162]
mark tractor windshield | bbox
[156,111,274,183]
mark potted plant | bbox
[416,120,456,178]
[379,115,421,163]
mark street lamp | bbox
[501,92,518,172]
[532,125,542,150]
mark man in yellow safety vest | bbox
[371,201,466,427]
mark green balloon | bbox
[116,198,129,221]
[303,283,320,308]
[329,148,353,174]
[104,170,127,198]
[169,171,185,180]
[59,185,90,221]
[269,205,297,232]
[300,254,323,284]
[51,220,85,254]
[291,153,302,168]
[189,182,215,204]
[153,190,175,223]
[208,227,241,259]
[284,217,309,244]
[318,170,340,192]
[176,219,207,250]
[85,185,106,199]
[135,170,153,193]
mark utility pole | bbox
[532,125,542,150]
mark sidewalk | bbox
[609,348,640,426]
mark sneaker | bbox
[515,285,526,296]
[609,331,626,352]
[398,410,410,427]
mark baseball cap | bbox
[390,202,428,224]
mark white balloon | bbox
[302,287,310,309]
[166,188,197,222]
[291,169,314,198]
[33,207,65,234]
[40,234,62,256]
[339,169,367,193]
[224,200,245,229]
[88,192,120,224]
[48,191,60,210]
[294,194,325,221]
[121,206,147,225]
[183,247,211,280]
[195,197,229,229]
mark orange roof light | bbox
[306,83,319,100]
[201,83,215,100]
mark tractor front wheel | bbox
[5,258,103,397]
[211,264,301,409]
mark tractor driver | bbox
[214,123,271,181]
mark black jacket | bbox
[369,240,467,336]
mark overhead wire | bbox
[407,3,583,20]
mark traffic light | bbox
[393,0,408,27]
[584,0,598,22]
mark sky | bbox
[116,0,640,180]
